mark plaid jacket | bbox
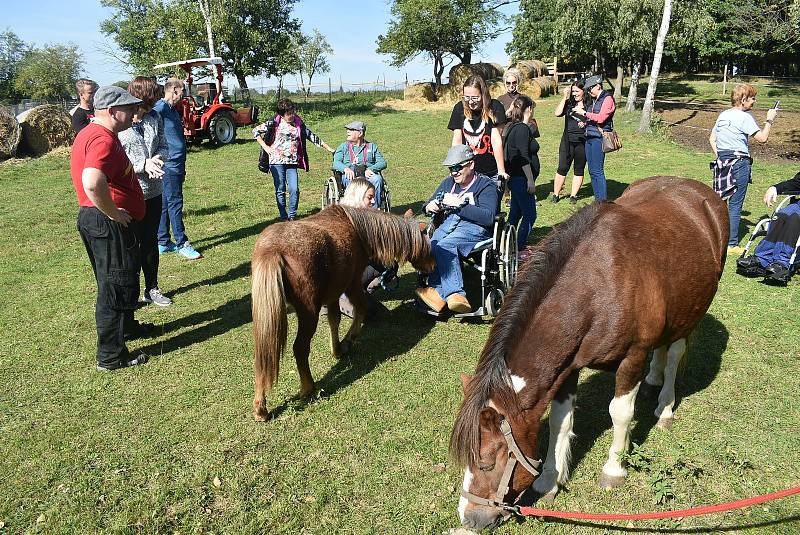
[711,152,751,200]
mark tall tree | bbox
[638,0,673,133]
[13,44,83,100]
[0,30,30,100]
[377,0,501,87]
[292,30,332,97]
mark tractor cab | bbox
[154,57,258,146]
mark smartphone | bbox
[773,100,781,109]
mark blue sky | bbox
[7,0,517,91]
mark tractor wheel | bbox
[209,113,236,145]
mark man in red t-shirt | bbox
[71,85,152,371]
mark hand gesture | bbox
[145,155,164,179]
[344,167,356,180]
[442,192,462,207]
[562,86,571,98]
[110,208,132,227]
[365,168,375,178]
[763,186,778,207]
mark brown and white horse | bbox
[450,177,728,530]
[251,205,434,420]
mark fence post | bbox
[722,64,728,96]
[328,77,332,102]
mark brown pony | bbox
[251,205,434,420]
[450,177,728,530]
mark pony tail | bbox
[251,251,287,419]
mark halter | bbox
[460,419,542,511]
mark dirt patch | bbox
[658,101,800,162]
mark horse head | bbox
[453,374,541,530]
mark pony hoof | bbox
[598,473,626,489]
[339,340,352,355]
[541,492,557,503]
[656,417,674,429]
[253,409,269,422]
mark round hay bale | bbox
[515,60,549,79]
[447,62,505,90]
[404,82,437,103]
[488,80,506,99]
[18,104,74,157]
[533,76,558,96]
[0,107,21,160]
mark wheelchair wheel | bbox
[485,288,504,317]
[499,224,518,292]
[322,177,340,209]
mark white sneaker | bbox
[144,288,172,307]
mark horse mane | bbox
[338,205,431,266]
[449,202,603,468]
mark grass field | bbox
[1,86,799,534]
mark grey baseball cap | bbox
[344,120,366,132]
[442,144,475,166]
[583,75,603,89]
[93,85,142,110]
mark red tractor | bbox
[154,57,258,145]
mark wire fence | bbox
[228,76,430,102]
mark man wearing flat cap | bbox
[416,144,499,314]
[70,85,153,371]
[332,120,387,208]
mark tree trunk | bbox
[198,0,216,57]
[613,63,624,101]
[637,0,673,134]
[433,54,444,89]
[625,60,641,112]
[236,73,248,89]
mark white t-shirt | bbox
[712,108,760,155]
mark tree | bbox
[13,44,83,100]
[638,0,673,133]
[377,0,501,87]
[0,30,30,101]
[101,0,300,88]
[292,29,332,97]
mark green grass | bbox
[1,84,799,534]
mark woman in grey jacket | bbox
[119,76,172,306]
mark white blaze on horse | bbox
[450,177,729,530]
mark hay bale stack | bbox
[515,60,549,79]
[447,62,504,90]
[18,105,74,157]
[404,82,437,103]
[0,107,21,160]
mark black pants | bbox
[556,135,586,177]
[77,207,141,367]
[141,196,163,293]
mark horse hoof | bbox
[541,492,557,503]
[656,417,674,429]
[598,473,626,489]
[253,409,269,422]
[339,340,352,356]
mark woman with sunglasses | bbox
[551,79,588,205]
[709,83,778,254]
[118,76,172,307]
[447,75,509,185]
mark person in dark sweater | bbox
[416,145,499,314]
[551,79,588,204]
[71,78,98,134]
[503,95,540,257]
[764,171,800,207]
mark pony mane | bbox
[338,205,430,266]
[449,202,603,468]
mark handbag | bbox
[258,147,270,173]
[601,130,622,153]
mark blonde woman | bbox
[447,75,509,183]
[340,178,376,209]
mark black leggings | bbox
[557,135,586,176]
[140,196,163,293]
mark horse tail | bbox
[251,251,287,411]
[701,197,729,278]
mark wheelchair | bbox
[736,191,800,283]
[321,170,391,212]
[416,181,519,319]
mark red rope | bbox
[517,485,800,521]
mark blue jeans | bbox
[428,216,490,299]
[158,172,188,247]
[270,164,299,220]
[508,175,537,250]
[342,172,383,209]
[585,137,607,201]
[718,150,752,246]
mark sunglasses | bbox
[505,80,518,86]
[448,162,469,173]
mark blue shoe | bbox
[177,243,202,260]
[158,242,178,254]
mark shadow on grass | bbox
[526,313,726,503]
[185,204,232,217]
[192,215,282,251]
[268,271,437,418]
[169,261,250,298]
